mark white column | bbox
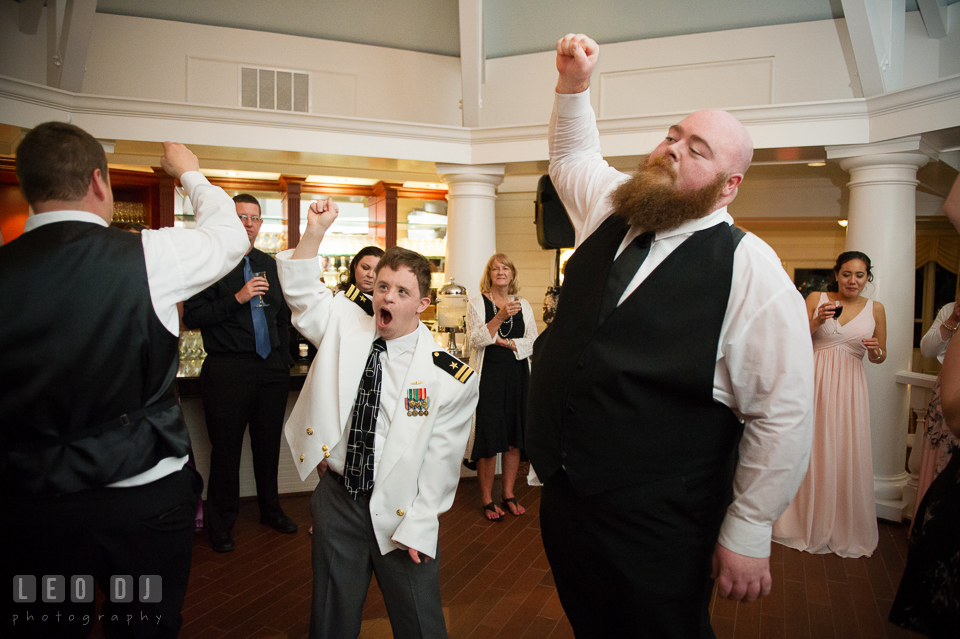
[436,164,505,298]
[828,139,929,521]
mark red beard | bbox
[609,157,728,233]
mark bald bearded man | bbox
[525,34,815,638]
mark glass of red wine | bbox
[832,303,843,333]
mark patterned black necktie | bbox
[343,338,387,498]
[598,231,654,326]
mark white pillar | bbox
[436,164,505,297]
[828,139,929,521]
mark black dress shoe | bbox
[260,513,298,534]
[209,531,235,553]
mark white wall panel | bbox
[185,57,238,107]
[81,13,461,126]
[599,58,774,118]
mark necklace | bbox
[490,297,514,339]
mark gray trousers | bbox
[309,471,447,639]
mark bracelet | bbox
[945,322,959,333]
[870,347,883,360]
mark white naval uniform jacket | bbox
[276,250,479,558]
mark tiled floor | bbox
[90,478,926,638]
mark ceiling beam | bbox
[917,0,948,39]
[18,0,44,35]
[458,0,483,128]
[840,0,905,96]
[46,0,97,92]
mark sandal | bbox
[501,495,524,517]
[483,502,504,522]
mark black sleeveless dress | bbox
[889,452,960,637]
[471,295,529,459]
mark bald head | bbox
[644,108,753,212]
[680,109,754,176]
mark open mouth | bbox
[378,308,393,330]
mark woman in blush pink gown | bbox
[773,251,887,558]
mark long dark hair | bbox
[338,246,385,292]
[827,251,873,292]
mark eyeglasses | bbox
[238,215,262,223]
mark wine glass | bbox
[832,302,843,333]
[254,271,270,307]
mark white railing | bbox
[895,370,937,521]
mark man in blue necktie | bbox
[183,193,296,553]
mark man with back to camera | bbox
[276,197,479,638]
[0,121,249,637]
[183,193,296,554]
[525,34,816,638]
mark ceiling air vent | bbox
[240,67,309,113]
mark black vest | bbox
[526,215,745,495]
[0,222,190,497]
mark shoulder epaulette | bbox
[433,350,474,383]
[345,284,374,316]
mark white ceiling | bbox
[6,0,956,194]
[93,0,958,58]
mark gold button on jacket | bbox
[322,445,328,451]
[324,452,330,458]
[306,428,313,435]
[299,454,305,462]
[396,509,404,517]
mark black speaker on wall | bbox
[535,175,576,250]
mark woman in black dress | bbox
[466,253,538,521]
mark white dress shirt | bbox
[549,90,815,558]
[920,302,956,363]
[20,171,248,486]
[327,327,419,481]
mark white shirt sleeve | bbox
[140,171,249,335]
[715,237,815,557]
[920,302,955,363]
[548,90,630,246]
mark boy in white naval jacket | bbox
[276,197,479,639]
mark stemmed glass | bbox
[832,302,843,333]
[254,271,270,308]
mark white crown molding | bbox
[0,75,472,164]
[1,73,958,169]
[866,73,960,143]
[867,73,960,119]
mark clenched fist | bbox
[160,142,200,179]
[556,33,599,94]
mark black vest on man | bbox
[526,215,745,495]
[0,222,190,497]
